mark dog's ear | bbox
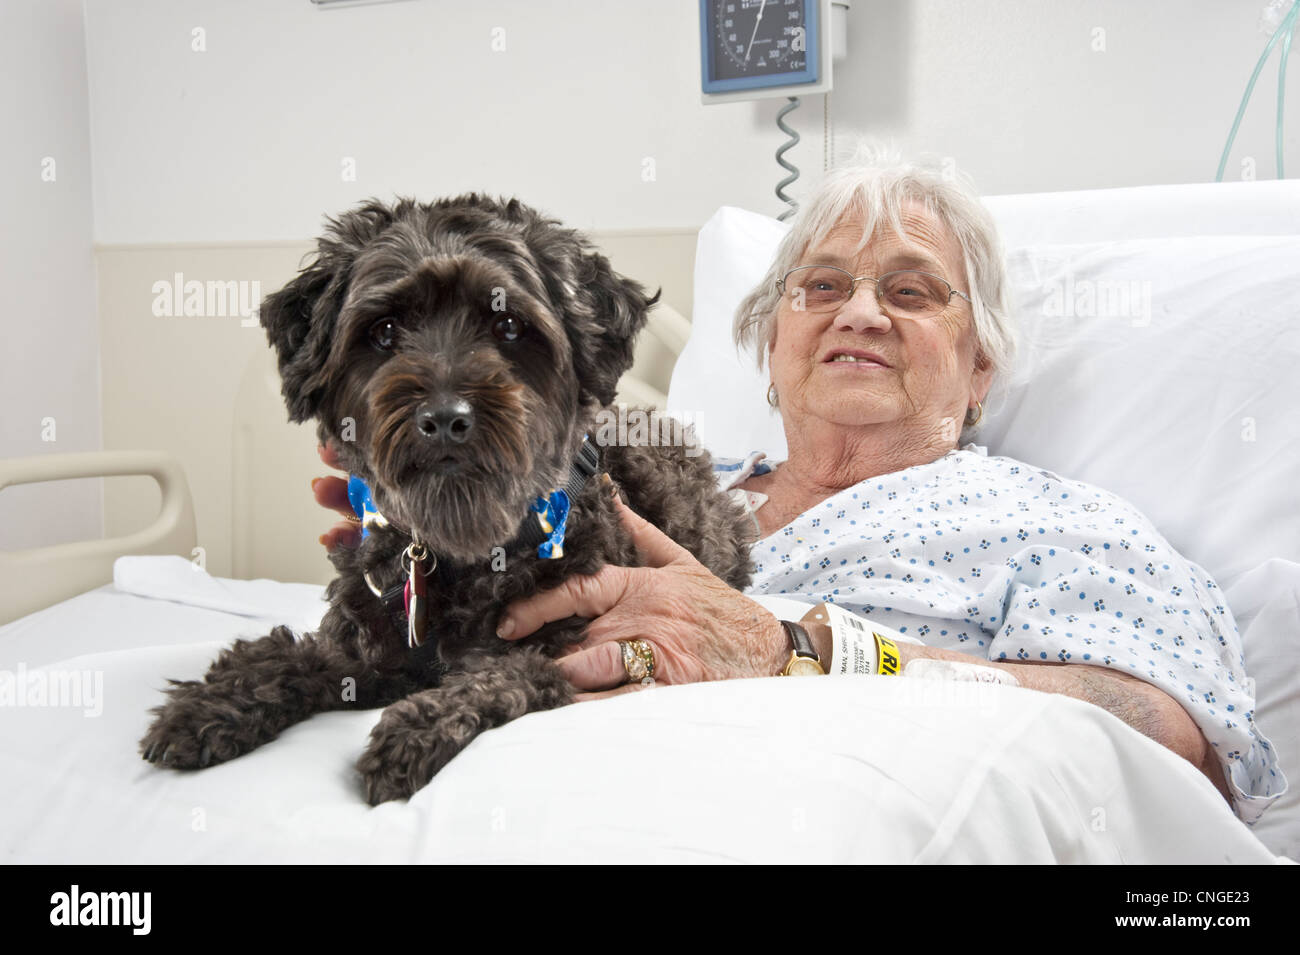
[260,199,402,422]
[511,200,658,408]
[570,252,659,407]
[259,259,341,423]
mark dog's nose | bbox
[416,398,474,444]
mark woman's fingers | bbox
[610,493,694,569]
[319,520,361,551]
[312,474,357,520]
[313,448,361,552]
[555,640,628,690]
[313,472,361,551]
[312,447,358,552]
[558,640,667,700]
[496,564,636,640]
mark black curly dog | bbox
[139,195,755,804]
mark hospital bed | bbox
[2,180,1297,863]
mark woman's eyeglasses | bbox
[777,265,971,318]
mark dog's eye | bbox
[492,314,526,343]
[369,319,398,351]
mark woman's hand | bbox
[496,486,789,701]
[313,441,361,552]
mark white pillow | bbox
[669,207,1300,855]
[671,206,792,460]
[986,234,1300,589]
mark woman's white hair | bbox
[733,144,1017,437]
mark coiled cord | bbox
[775,96,801,220]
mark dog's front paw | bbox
[356,694,475,805]
[138,681,253,770]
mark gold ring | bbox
[618,639,656,685]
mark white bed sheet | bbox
[0,560,1286,864]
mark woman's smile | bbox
[822,347,891,369]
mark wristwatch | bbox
[778,620,825,676]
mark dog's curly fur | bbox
[139,194,756,804]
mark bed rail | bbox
[0,451,197,624]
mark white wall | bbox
[850,0,1297,193]
[0,0,101,550]
[82,0,1295,245]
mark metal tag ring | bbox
[400,548,437,577]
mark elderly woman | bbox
[314,160,1278,825]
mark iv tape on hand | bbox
[902,659,1021,686]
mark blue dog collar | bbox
[347,473,388,540]
[348,476,572,559]
[530,489,571,559]
[348,435,600,561]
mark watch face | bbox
[785,657,824,676]
[706,0,810,82]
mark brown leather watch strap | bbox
[781,620,818,661]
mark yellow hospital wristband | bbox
[874,632,901,676]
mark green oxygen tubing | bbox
[1216,0,1300,181]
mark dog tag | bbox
[407,557,429,648]
[403,541,432,649]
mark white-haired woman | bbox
[316,160,1280,824]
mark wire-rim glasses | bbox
[776,265,972,319]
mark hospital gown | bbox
[714,445,1285,827]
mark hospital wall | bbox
[81,0,1292,244]
[1,0,101,552]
